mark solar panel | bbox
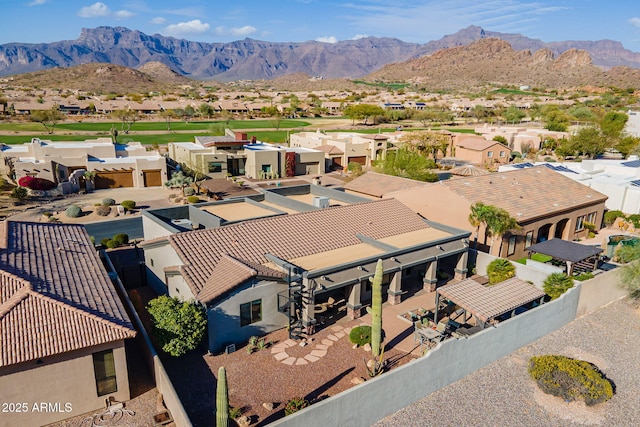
[631,179,640,187]
[511,162,534,169]
[622,160,640,168]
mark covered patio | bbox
[434,277,546,331]
[526,238,603,276]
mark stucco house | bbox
[450,134,511,166]
[141,198,471,352]
[0,137,167,189]
[387,166,608,260]
[0,221,136,427]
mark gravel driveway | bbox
[375,298,640,427]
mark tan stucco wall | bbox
[143,242,184,293]
[0,341,129,427]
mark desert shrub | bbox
[105,239,119,249]
[100,237,111,247]
[147,295,207,357]
[113,233,129,245]
[120,200,136,210]
[42,211,53,217]
[187,195,200,204]
[65,205,82,218]
[349,325,372,347]
[229,407,242,419]
[17,176,56,191]
[604,210,625,226]
[528,355,613,406]
[627,213,640,229]
[543,273,574,299]
[284,397,309,416]
[486,258,515,285]
[102,197,116,206]
[10,186,28,201]
[95,205,111,216]
[347,161,363,173]
[574,272,594,282]
[183,187,195,196]
[583,221,596,233]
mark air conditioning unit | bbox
[171,218,192,228]
[312,196,330,208]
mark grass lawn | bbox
[515,253,553,264]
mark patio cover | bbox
[526,238,602,263]
[436,277,545,323]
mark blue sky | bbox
[4,0,640,52]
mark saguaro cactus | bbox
[371,259,384,358]
[216,367,229,427]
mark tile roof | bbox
[455,136,505,151]
[344,172,428,198]
[441,166,607,222]
[0,221,135,367]
[438,277,545,323]
[313,144,344,155]
[169,199,433,303]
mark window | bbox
[150,258,154,267]
[261,164,271,173]
[575,215,586,232]
[240,299,262,326]
[507,235,517,256]
[499,150,506,157]
[587,212,597,224]
[208,162,222,173]
[487,151,493,158]
[525,231,533,248]
[93,350,117,396]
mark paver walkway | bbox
[271,325,352,364]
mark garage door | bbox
[332,156,342,167]
[95,171,134,189]
[142,170,162,187]
[347,156,367,165]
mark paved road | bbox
[84,216,143,242]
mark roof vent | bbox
[312,196,330,209]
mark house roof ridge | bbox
[0,274,32,320]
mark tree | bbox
[493,135,508,145]
[570,126,608,159]
[615,135,640,159]
[199,103,215,119]
[399,130,450,160]
[374,146,439,182]
[112,109,139,134]
[468,202,492,249]
[468,202,519,254]
[146,295,207,357]
[216,367,229,427]
[543,273,574,300]
[503,105,526,124]
[30,107,64,134]
[599,111,628,140]
[164,171,194,196]
[486,258,515,285]
[160,109,177,131]
[343,104,385,125]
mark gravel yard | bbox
[375,298,640,427]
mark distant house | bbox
[450,134,511,166]
[0,221,136,426]
[387,166,608,260]
[0,137,167,190]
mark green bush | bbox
[627,214,640,229]
[120,200,136,210]
[102,198,116,206]
[42,211,53,217]
[604,210,625,226]
[284,397,309,416]
[95,205,111,216]
[229,407,242,419]
[574,272,594,282]
[347,161,363,173]
[65,205,83,218]
[528,355,613,406]
[147,295,207,357]
[113,233,129,245]
[543,273,574,299]
[105,239,119,249]
[486,258,515,285]
[10,186,28,201]
[349,325,372,347]
[183,187,195,196]
[100,237,111,247]
[187,195,201,204]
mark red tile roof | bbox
[0,221,136,367]
[169,198,432,303]
[344,172,427,198]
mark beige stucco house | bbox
[474,125,568,154]
[0,137,167,189]
[0,221,136,426]
[387,166,608,260]
[450,134,511,166]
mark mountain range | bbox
[2,25,640,83]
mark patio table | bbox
[416,326,441,344]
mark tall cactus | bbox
[371,259,384,358]
[216,367,229,427]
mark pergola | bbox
[435,277,546,329]
[526,238,603,276]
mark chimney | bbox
[235,131,248,141]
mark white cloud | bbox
[316,36,338,44]
[29,0,47,6]
[151,17,167,25]
[352,34,369,40]
[630,17,640,28]
[229,26,257,37]
[165,20,210,35]
[114,10,134,19]
[78,2,110,18]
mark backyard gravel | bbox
[374,298,640,427]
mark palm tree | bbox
[468,202,490,249]
[468,202,519,255]
[543,273,574,299]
